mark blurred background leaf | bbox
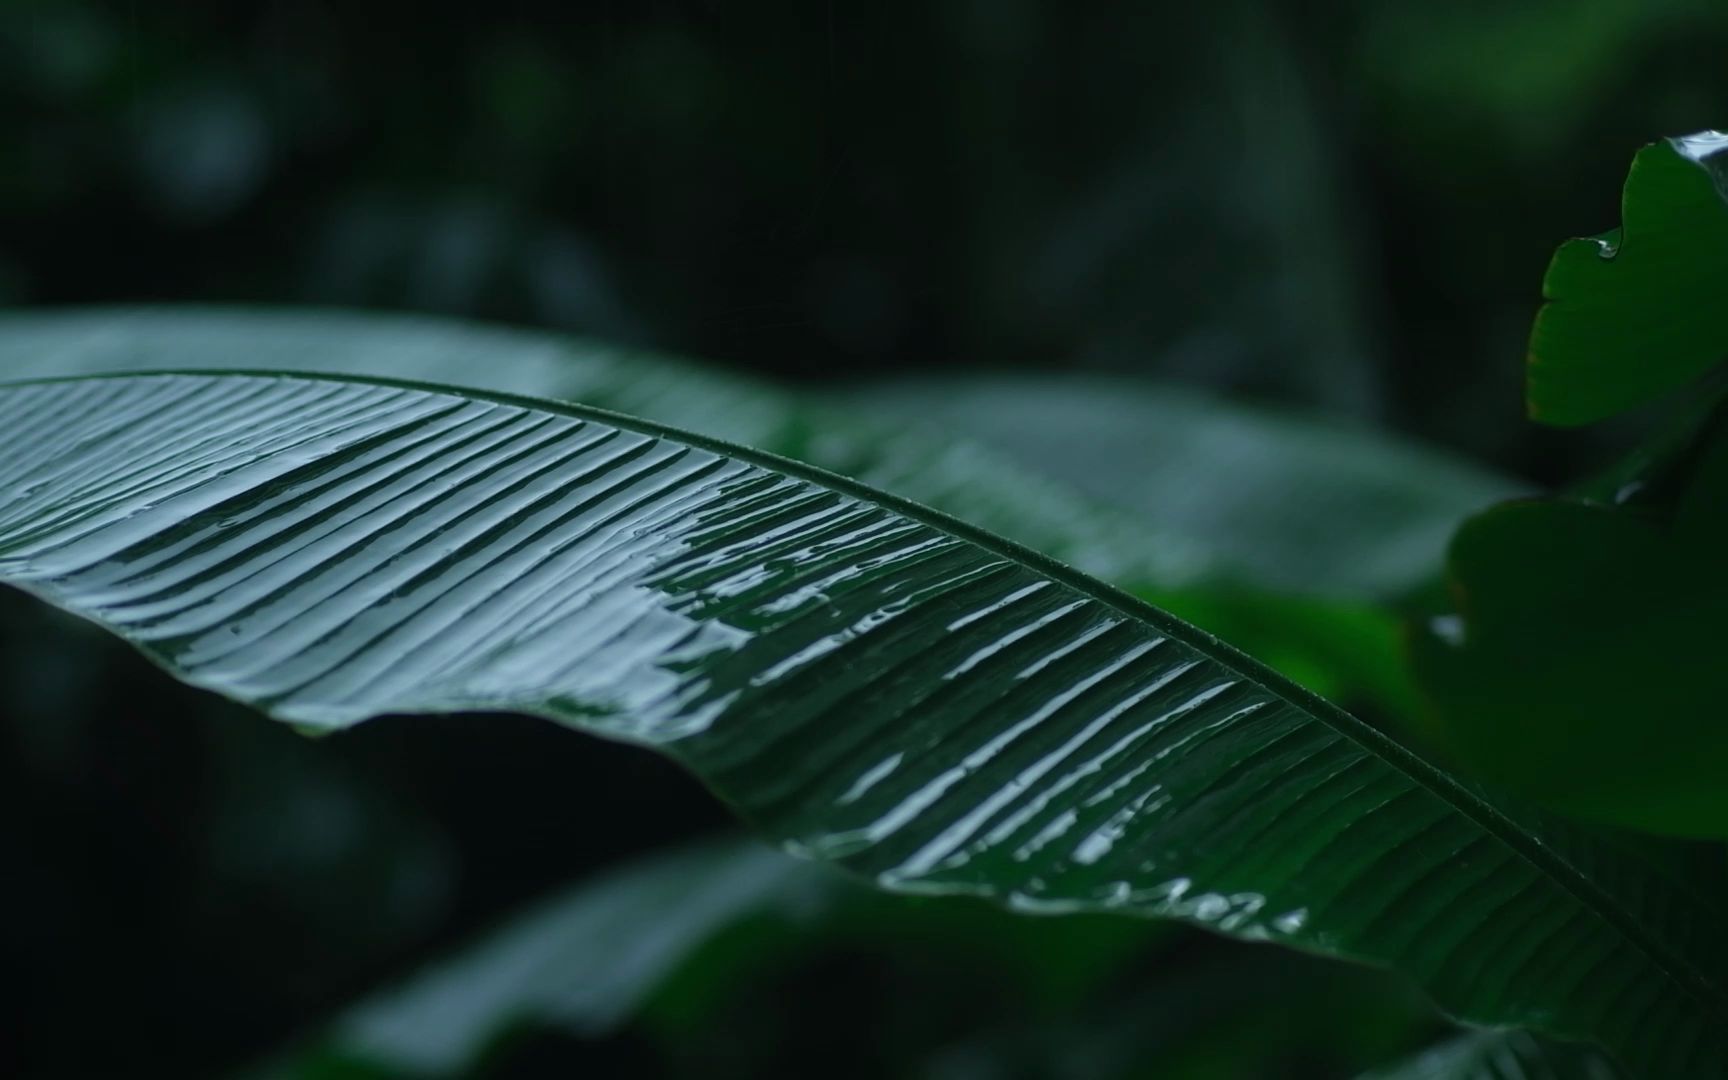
[834,374,1519,598]
[5,0,1727,471]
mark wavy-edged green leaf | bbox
[0,373,1723,1076]
[1359,1029,1623,1080]
[1527,131,1728,426]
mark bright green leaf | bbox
[1527,132,1728,426]
[0,372,1723,1076]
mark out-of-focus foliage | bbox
[1358,1030,1622,1080]
[266,840,1442,1080]
[1413,492,1728,835]
[0,308,1516,600]
[6,2,1728,1078]
[261,838,1174,1078]
[4,0,1728,468]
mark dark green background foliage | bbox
[4,2,1728,1078]
[7,0,1728,469]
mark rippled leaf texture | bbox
[1359,1029,1623,1080]
[0,307,1205,592]
[841,373,1523,718]
[0,307,1524,713]
[1528,131,1728,426]
[0,308,1524,597]
[0,373,1724,1076]
[0,308,1190,658]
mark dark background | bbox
[4,1,1727,1076]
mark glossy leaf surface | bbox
[1528,132,1728,426]
[0,308,1223,593]
[0,373,1724,1076]
[0,307,1527,713]
[0,308,1519,598]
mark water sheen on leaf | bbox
[0,373,1724,1077]
[0,307,1531,716]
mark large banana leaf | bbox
[0,308,1523,715]
[0,308,1520,599]
[0,372,1723,1076]
[0,308,1201,591]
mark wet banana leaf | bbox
[0,306,1229,591]
[0,373,1723,1076]
[1358,1029,1623,1080]
[1527,131,1728,426]
[0,307,1519,714]
[0,307,1522,600]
